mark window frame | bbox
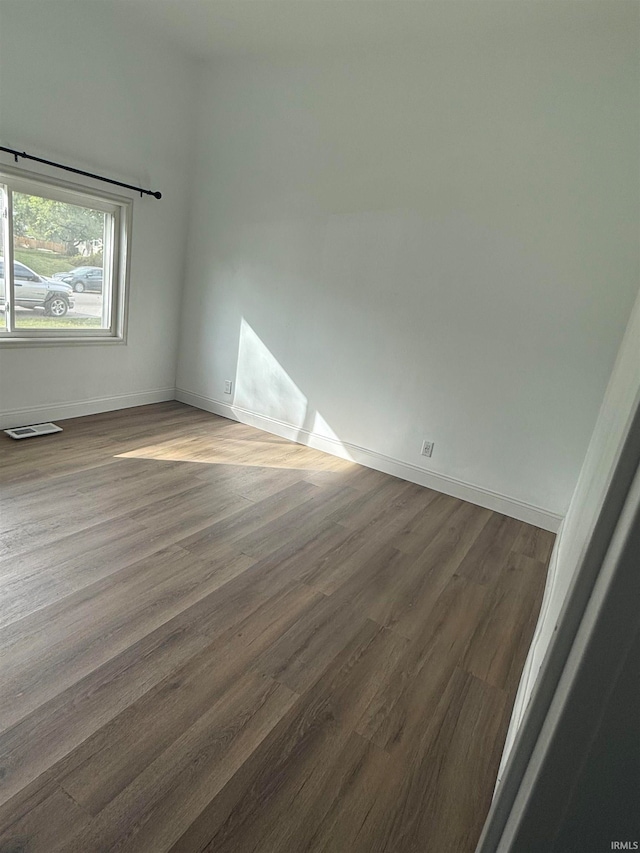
[0,164,132,346]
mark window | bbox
[0,167,131,343]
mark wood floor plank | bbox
[230,484,364,560]
[0,781,90,853]
[195,463,308,502]
[305,464,402,493]
[511,522,556,564]
[326,477,432,531]
[1,457,198,526]
[0,516,149,629]
[462,553,548,690]
[0,547,255,730]
[350,668,511,853]
[58,673,298,853]
[0,402,553,853]
[298,505,440,599]
[253,589,376,694]
[456,513,526,585]
[170,620,407,853]
[284,730,392,853]
[176,479,323,558]
[0,478,252,632]
[0,620,213,807]
[389,490,462,555]
[389,499,493,639]
[56,583,321,814]
[355,574,488,751]
[0,465,251,563]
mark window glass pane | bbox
[12,191,108,331]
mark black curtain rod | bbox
[0,145,162,199]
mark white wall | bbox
[498,279,640,780]
[176,1,639,522]
[0,1,197,425]
[543,282,640,673]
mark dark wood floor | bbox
[0,402,554,853]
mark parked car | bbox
[0,260,74,316]
[53,266,103,293]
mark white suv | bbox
[0,259,75,316]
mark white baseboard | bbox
[495,527,563,792]
[176,388,562,533]
[0,388,176,430]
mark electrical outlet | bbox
[224,380,233,394]
[421,440,434,458]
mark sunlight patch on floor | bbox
[115,435,356,472]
